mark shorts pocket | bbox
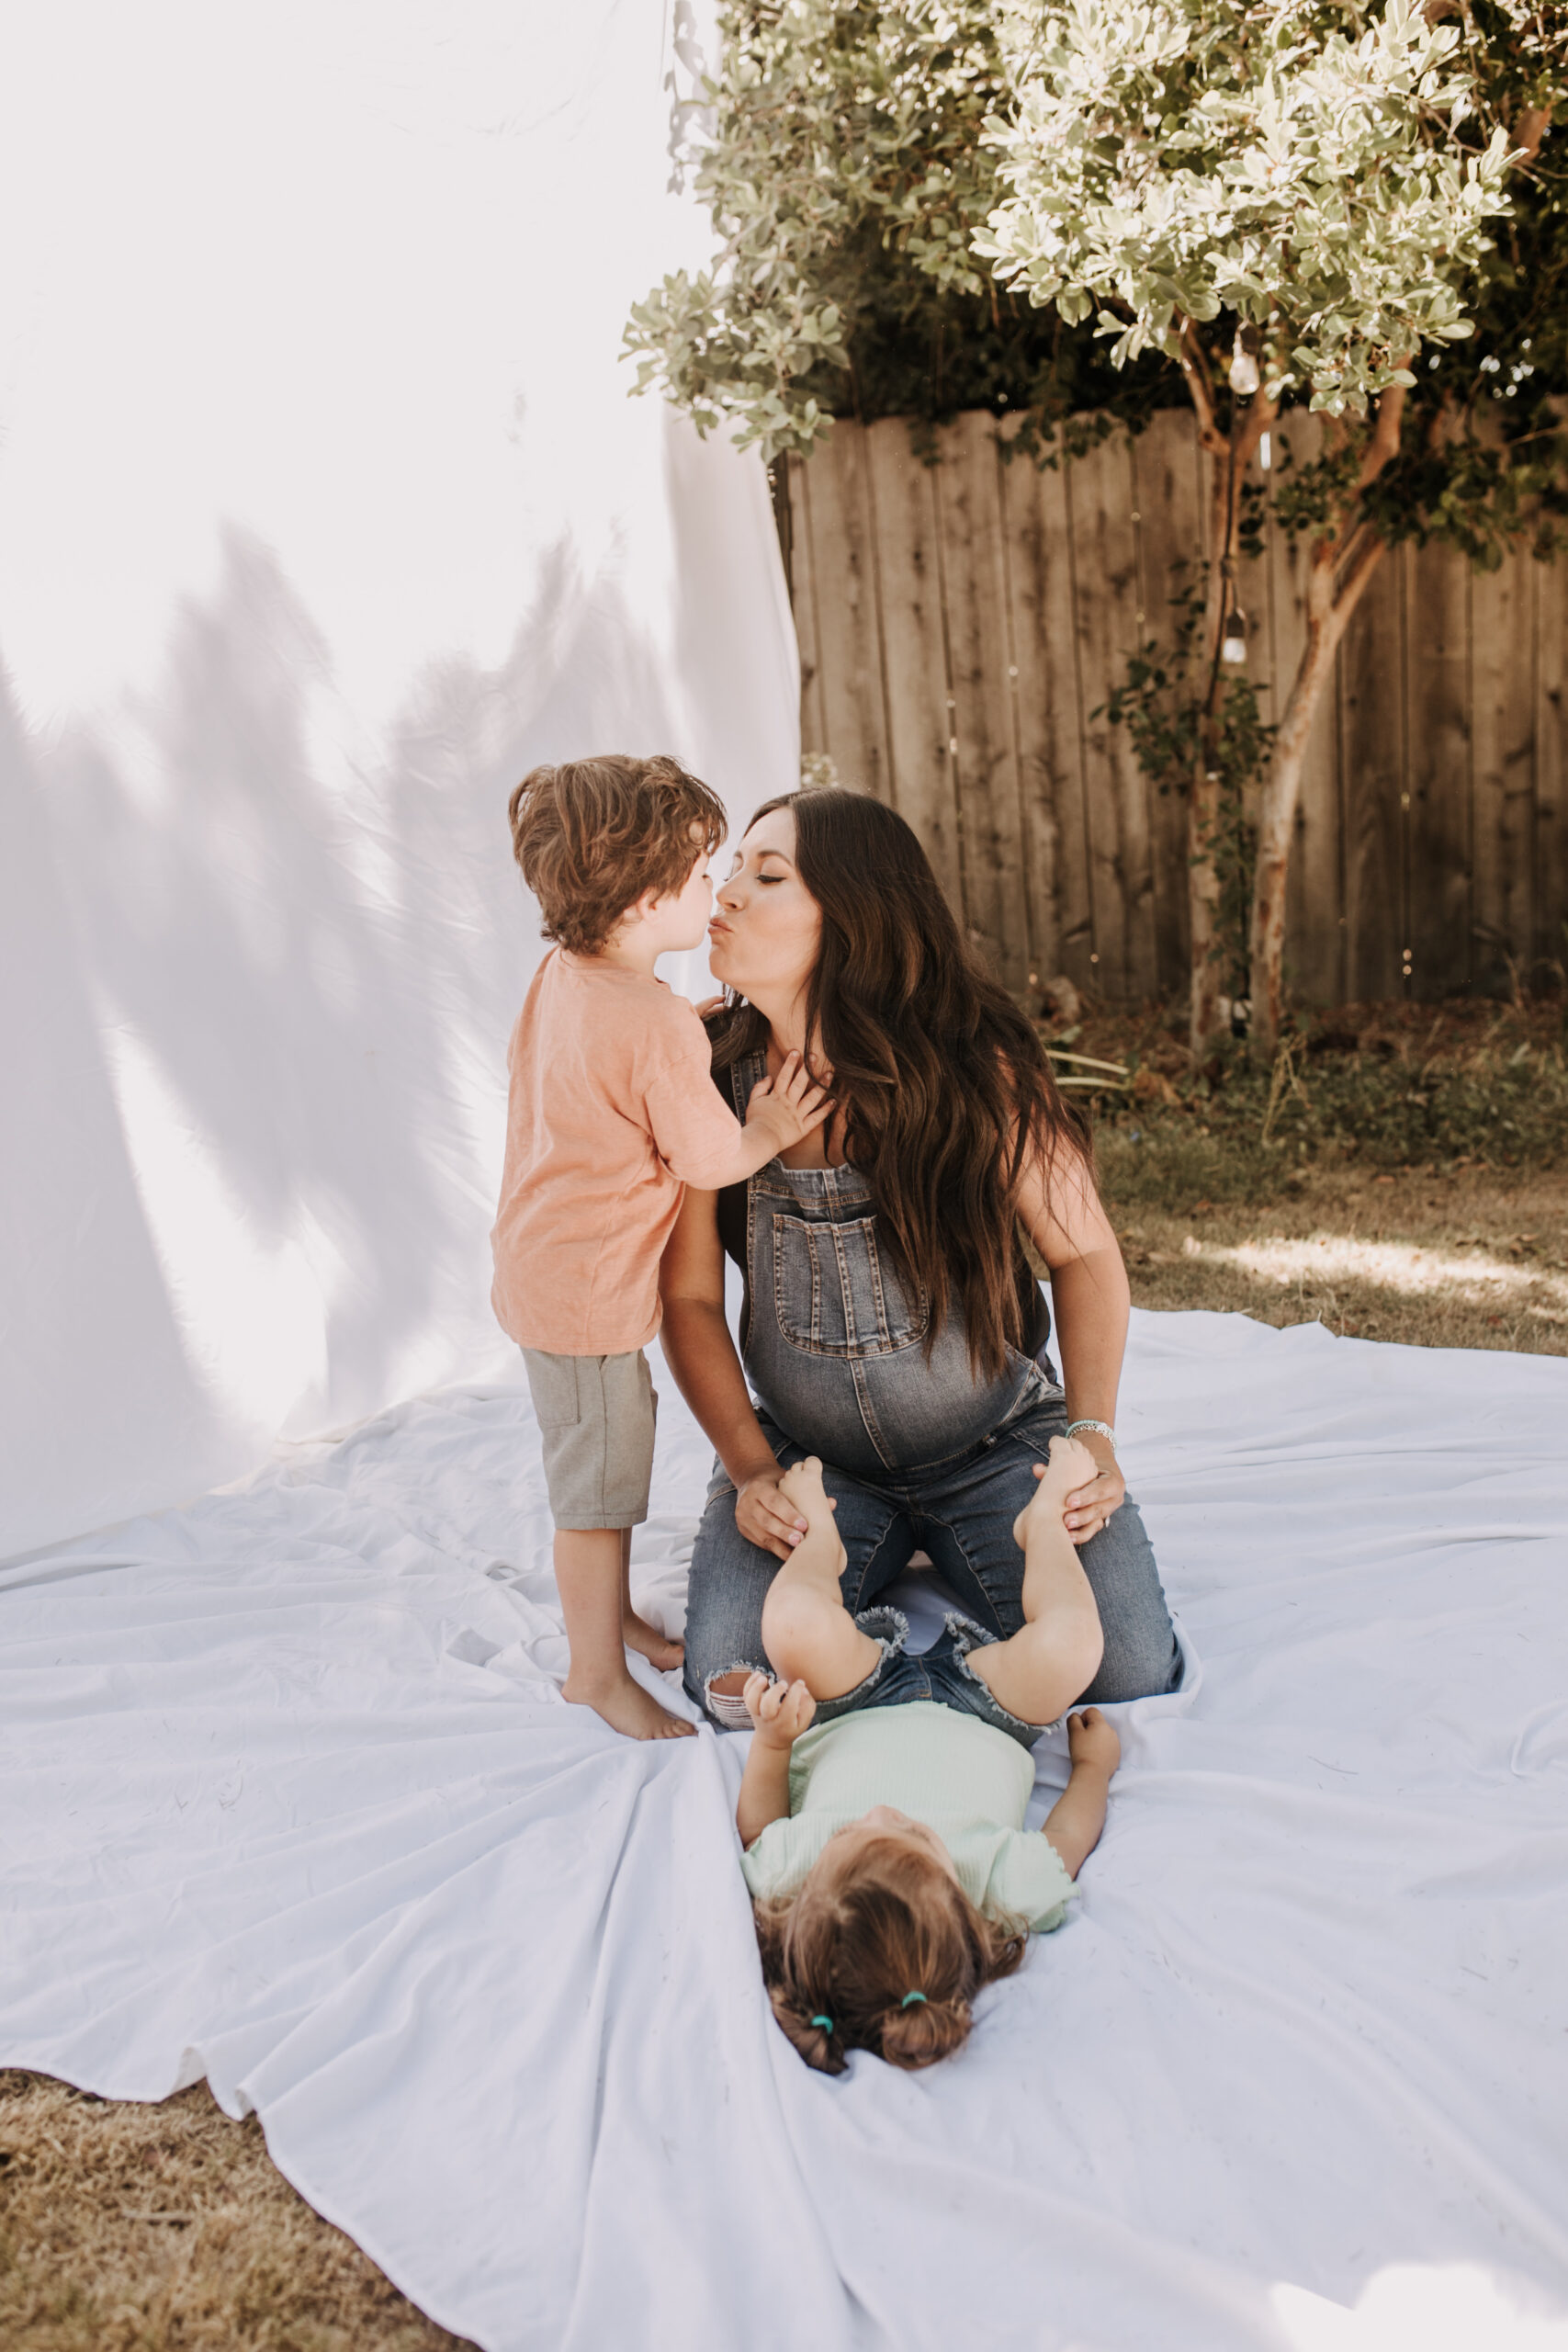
[522,1351,582,1430]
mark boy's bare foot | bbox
[622,1610,684,1673]
[563,1666,696,1740]
[1012,1434,1098,1549]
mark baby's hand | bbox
[1066,1706,1120,1776]
[745,1052,831,1150]
[744,1671,817,1747]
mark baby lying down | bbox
[737,1437,1121,2073]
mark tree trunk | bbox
[1188,455,1233,1052]
[1188,756,1224,1050]
[1245,383,1406,1063]
[1176,321,1275,1057]
[1247,533,1387,1062]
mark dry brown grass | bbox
[1112,1166,1568,1353]
[1064,994,1568,1354]
[0,2072,474,2352]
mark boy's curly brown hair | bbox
[507,753,728,956]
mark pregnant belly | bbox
[750,1342,1039,1479]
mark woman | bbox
[659,789,1180,1730]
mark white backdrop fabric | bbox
[0,0,795,1560]
[2,1308,1565,2352]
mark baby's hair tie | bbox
[809,2013,834,2034]
[899,1991,927,2009]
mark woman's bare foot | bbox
[1011,1435,1098,1550]
[622,1610,684,1673]
[562,1665,695,1740]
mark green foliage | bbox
[627,1,1568,566]
[980,0,1513,416]
[626,2,1001,457]
[625,0,1183,458]
[1100,1030,1568,1196]
[1100,575,1274,997]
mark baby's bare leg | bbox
[760,1458,882,1701]
[965,1438,1105,1727]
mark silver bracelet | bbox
[1065,1419,1116,1451]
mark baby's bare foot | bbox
[623,1610,684,1673]
[778,1455,840,1545]
[563,1668,695,1740]
[1012,1435,1098,1548]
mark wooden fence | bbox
[781,406,1568,1006]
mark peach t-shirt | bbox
[491,949,755,1356]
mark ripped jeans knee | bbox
[701,1666,763,1733]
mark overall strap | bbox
[727,1048,769,1121]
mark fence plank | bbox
[1130,407,1203,995]
[997,423,1086,992]
[1402,539,1472,998]
[797,425,891,802]
[787,404,1566,1006]
[932,412,1032,993]
[862,420,963,906]
[1066,431,1155,999]
[1339,550,1407,1001]
[1472,550,1537,989]
[1536,553,1568,981]
[788,454,828,763]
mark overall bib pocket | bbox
[770,1210,930,1358]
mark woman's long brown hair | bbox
[713,788,1090,1379]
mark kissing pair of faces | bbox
[617,808,820,1003]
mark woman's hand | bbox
[735,1468,809,1560]
[1063,1432,1124,1544]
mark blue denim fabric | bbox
[682,1391,1182,1728]
[683,1050,1182,1728]
[831,1605,1046,1750]
[732,1050,1039,1477]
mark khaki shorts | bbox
[520,1347,658,1531]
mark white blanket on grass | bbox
[3,1308,1565,2352]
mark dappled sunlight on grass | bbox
[1073,997,1568,1354]
[1204,1232,1568,1310]
[1107,1170,1568,1352]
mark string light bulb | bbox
[1222,608,1248,663]
[1229,328,1261,399]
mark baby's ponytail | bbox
[876,1991,972,2070]
[753,1843,1027,2076]
[770,1987,847,2075]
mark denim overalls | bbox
[682,1054,1181,1726]
[726,1050,1058,1476]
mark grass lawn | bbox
[1077,996,1568,1356]
[5,998,1563,2347]
[0,2072,476,2351]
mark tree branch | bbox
[1176,315,1226,455]
[1515,106,1551,165]
[1357,376,1409,488]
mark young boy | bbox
[492,753,829,1740]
